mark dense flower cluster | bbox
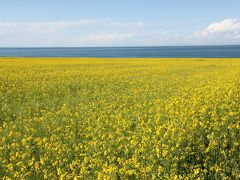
[0,58,239,179]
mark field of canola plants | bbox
[0,58,240,179]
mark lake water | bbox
[0,45,240,58]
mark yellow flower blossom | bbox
[0,57,239,179]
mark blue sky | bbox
[0,0,240,46]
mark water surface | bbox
[0,45,240,57]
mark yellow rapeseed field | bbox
[0,58,240,179]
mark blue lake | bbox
[0,45,240,58]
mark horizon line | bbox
[0,44,240,48]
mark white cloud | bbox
[0,19,144,35]
[0,19,143,46]
[196,18,240,39]
[234,34,240,39]
[0,18,240,46]
[80,32,138,43]
[54,32,138,46]
[0,19,98,34]
[108,21,144,27]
